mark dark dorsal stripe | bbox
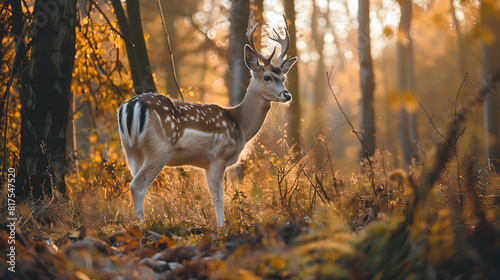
[126,99,136,137]
[139,101,148,134]
[118,105,125,135]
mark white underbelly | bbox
[166,128,239,168]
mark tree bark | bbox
[358,0,376,160]
[284,0,302,153]
[228,0,250,106]
[127,0,156,93]
[481,0,500,171]
[111,0,156,94]
[311,0,327,137]
[17,0,77,200]
[397,0,418,165]
[449,0,467,78]
[251,0,264,49]
[110,0,141,91]
[309,0,329,164]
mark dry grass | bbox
[4,140,498,238]
[1,141,500,279]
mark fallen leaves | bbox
[0,226,222,280]
[1,212,499,279]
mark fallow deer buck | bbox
[118,14,297,227]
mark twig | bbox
[413,97,452,147]
[3,23,28,175]
[326,68,377,195]
[453,73,468,208]
[89,0,135,46]
[407,69,500,225]
[411,73,468,208]
[155,0,184,100]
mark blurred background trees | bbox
[1,0,500,200]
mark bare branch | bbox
[326,68,377,195]
[89,0,135,46]
[155,0,184,100]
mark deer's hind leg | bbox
[129,150,172,222]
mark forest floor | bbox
[1,159,500,280]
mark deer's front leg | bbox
[205,160,227,227]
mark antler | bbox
[269,14,290,68]
[246,12,275,66]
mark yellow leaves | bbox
[236,269,263,280]
[387,90,418,113]
[95,153,103,164]
[469,24,496,44]
[388,92,401,112]
[403,92,418,113]
[267,256,285,269]
[89,134,98,143]
[1,36,13,45]
[383,26,395,39]
[431,13,447,29]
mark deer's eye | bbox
[264,76,272,81]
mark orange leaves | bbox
[382,26,395,39]
[0,225,213,279]
[469,24,496,45]
[387,90,418,113]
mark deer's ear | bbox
[281,56,298,74]
[244,45,262,72]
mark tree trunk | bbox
[397,0,417,165]
[228,0,250,106]
[17,0,77,200]
[283,0,302,153]
[251,0,264,49]
[449,0,467,78]
[111,0,156,94]
[310,0,328,164]
[358,0,376,160]
[311,0,327,135]
[127,0,156,93]
[481,0,500,171]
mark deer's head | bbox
[245,14,298,103]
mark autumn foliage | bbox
[2,0,500,279]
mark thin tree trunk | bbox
[397,0,417,165]
[405,10,418,146]
[127,0,156,93]
[228,0,250,106]
[450,0,467,78]
[110,0,141,91]
[17,0,77,200]
[481,0,500,171]
[358,0,376,160]
[251,0,264,49]
[284,0,302,153]
[111,0,156,94]
[311,0,328,163]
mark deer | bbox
[117,14,297,227]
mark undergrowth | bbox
[1,140,499,279]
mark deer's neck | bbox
[234,85,271,143]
